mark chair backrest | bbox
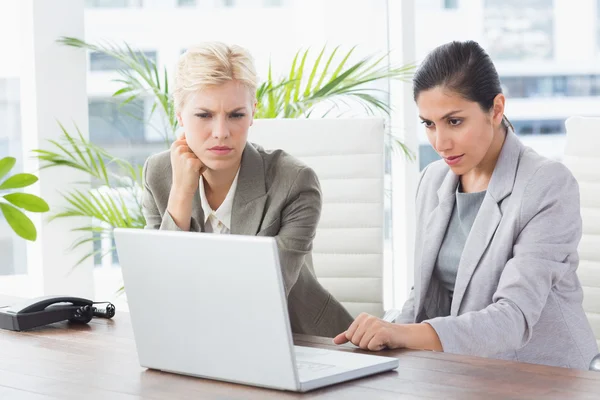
[248,118,385,318]
[564,116,600,348]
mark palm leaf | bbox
[314,46,340,90]
[57,37,177,143]
[256,46,415,121]
[303,45,326,97]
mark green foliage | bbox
[255,46,414,118]
[33,123,144,267]
[0,157,49,241]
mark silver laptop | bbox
[114,228,399,392]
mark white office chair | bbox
[563,116,600,370]
[248,118,386,318]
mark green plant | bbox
[33,124,145,267]
[0,157,49,241]
[58,37,177,148]
[255,46,413,118]
[37,38,415,266]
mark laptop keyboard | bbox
[296,360,335,372]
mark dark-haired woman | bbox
[333,40,598,369]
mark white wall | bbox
[415,0,483,62]
[554,0,597,66]
[0,0,21,77]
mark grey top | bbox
[434,184,486,298]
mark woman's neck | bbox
[202,162,241,210]
[460,125,507,193]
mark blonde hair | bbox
[173,42,258,113]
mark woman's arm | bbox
[141,157,163,230]
[142,134,205,232]
[272,166,322,297]
[334,312,442,351]
[273,165,354,336]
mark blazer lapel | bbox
[450,128,523,315]
[230,143,268,235]
[450,195,502,314]
[416,170,459,315]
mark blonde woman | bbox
[141,42,353,337]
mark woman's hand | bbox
[167,132,206,231]
[333,313,443,352]
[333,313,405,351]
[170,132,206,197]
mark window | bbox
[90,51,157,72]
[484,0,554,60]
[177,0,196,6]
[501,77,525,98]
[85,0,143,7]
[592,75,600,95]
[444,0,459,9]
[0,78,27,276]
[88,98,146,146]
[419,144,441,171]
[501,75,600,98]
[222,0,235,6]
[552,76,567,96]
[567,76,592,97]
[511,119,565,135]
[88,97,160,270]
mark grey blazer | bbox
[141,142,354,337]
[398,129,598,370]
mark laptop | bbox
[114,228,399,392]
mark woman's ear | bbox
[492,94,506,126]
[176,112,183,127]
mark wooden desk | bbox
[1,309,600,399]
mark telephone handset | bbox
[0,295,115,331]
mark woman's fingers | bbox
[333,331,349,344]
[367,334,387,351]
[333,313,400,351]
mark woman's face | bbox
[177,80,256,172]
[416,86,504,176]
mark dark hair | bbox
[413,40,512,129]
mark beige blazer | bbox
[399,129,598,370]
[141,142,354,337]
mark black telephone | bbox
[0,295,115,331]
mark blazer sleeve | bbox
[141,156,201,232]
[275,166,322,297]
[425,162,582,356]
